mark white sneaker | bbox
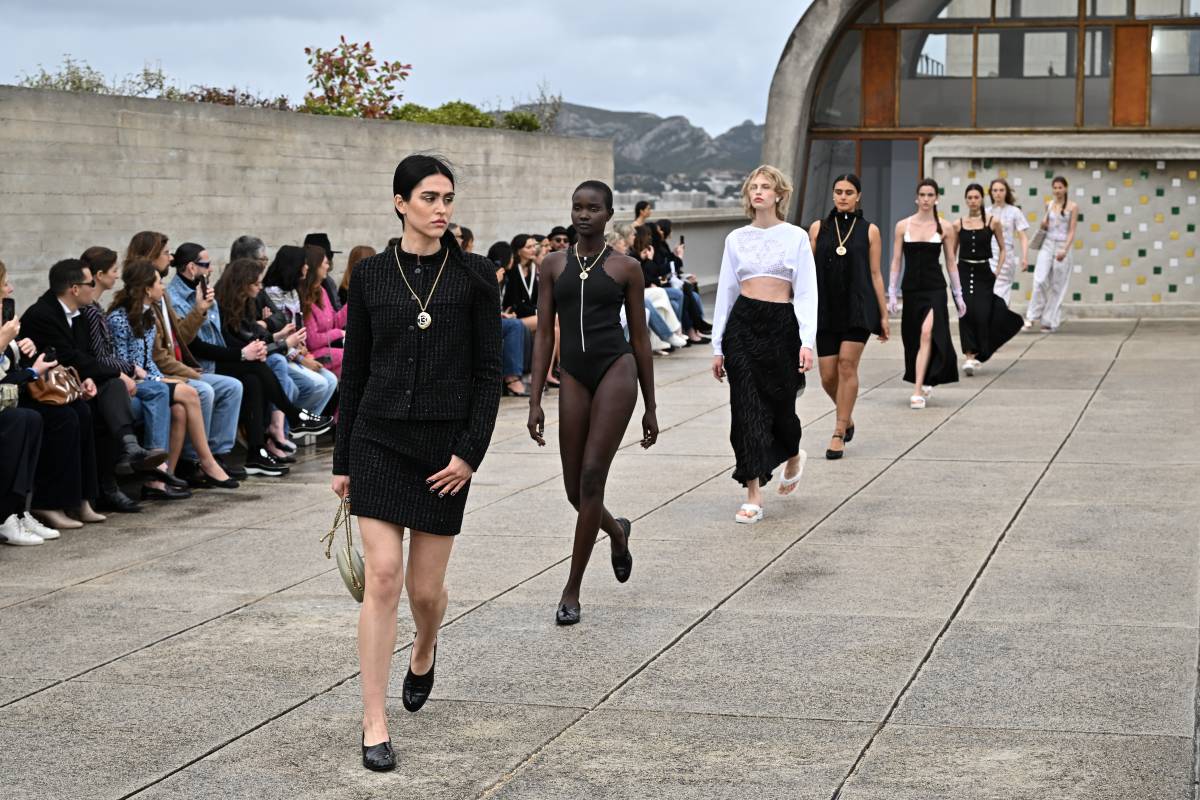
[669,334,689,348]
[1,514,44,546]
[963,359,976,376]
[21,514,60,541]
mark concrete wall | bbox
[0,86,612,310]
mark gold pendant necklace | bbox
[834,215,856,257]
[394,246,448,330]
[575,244,607,280]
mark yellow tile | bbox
[1025,290,1032,300]
[1140,195,1149,204]
[1188,248,1196,258]
[1105,240,1115,250]
[1091,223,1101,232]
[1121,257,1131,266]
[1044,195,1053,205]
[1170,231,1180,240]
[1028,212,1038,222]
[1077,160,1087,169]
[1136,275,1147,285]
[1123,177,1133,187]
[1154,212,1164,223]
[1075,239,1084,249]
[1152,293,1162,302]
[967,169,976,178]
[999,168,1008,178]
[1190,170,1198,180]
[1109,161,1118,170]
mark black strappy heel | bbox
[826,433,845,460]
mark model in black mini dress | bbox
[528,180,658,627]
[332,155,501,772]
[887,179,967,409]
[953,183,1023,375]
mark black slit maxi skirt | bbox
[901,289,959,387]
[723,296,802,487]
[958,261,1024,362]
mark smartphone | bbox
[1,298,14,324]
[43,346,57,362]
[197,275,208,294]
[679,235,685,245]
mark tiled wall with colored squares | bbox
[932,158,1199,309]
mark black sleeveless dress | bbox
[815,209,881,340]
[553,247,633,393]
[900,233,958,387]
[957,219,1024,362]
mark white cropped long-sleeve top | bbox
[711,222,818,356]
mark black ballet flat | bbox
[611,517,633,583]
[361,735,396,772]
[555,601,581,626]
[502,379,530,398]
[844,424,855,444]
[826,433,845,461]
[402,643,436,713]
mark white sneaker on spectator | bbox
[22,514,61,541]
[669,334,689,348]
[1,514,44,546]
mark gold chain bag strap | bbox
[27,365,84,406]
[321,495,365,603]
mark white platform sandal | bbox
[735,503,763,524]
[910,395,926,409]
[778,450,807,496]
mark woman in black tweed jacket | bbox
[331,155,501,772]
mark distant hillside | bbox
[544,102,764,177]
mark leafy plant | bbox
[392,100,496,128]
[17,56,172,97]
[301,37,411,118]
[502,111,541,132]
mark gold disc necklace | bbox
[393,245,448,330]
[575,244,607,280]
[834,215,856,257]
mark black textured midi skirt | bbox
[958,269,1024,363]
[723,296,803,487]
[901,289,959,386]
[348,415,471,536]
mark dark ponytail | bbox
[391,153,496,299]
[918,177,943,235]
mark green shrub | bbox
[392,100,496,128]
[502,111,541,132]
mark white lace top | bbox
[711,222,818,356]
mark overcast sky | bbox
[0,1,815,135]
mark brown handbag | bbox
[27,365,84,406]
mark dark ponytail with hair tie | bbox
[917,177,943,236]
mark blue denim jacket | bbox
[166,275,224,373]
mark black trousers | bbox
[20,398,99,508]
[0,407,42,519]
[89,377,136,483]
[214,360,301,449]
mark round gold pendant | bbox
[416,311,432,330]
[835,245,847,256]
[579,271,590,280]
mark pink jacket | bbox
[304,287,347,376]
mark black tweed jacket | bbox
[332,239,502,475]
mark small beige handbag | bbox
[321,496,365,603]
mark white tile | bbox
[1107,187,1117,196]
[952,176,961,186]
[1140,222,1149,232]
[1171,258,1180,267]
[1187,276,1195,285]
[1173,178,1182,187]
[1075,188,1085,197]
[1030,160,1039,169]
[1121,283,1130,292]
[1124,205,1133,215]
[1092,170,1102,179]
[1155,241,1164,250]
[1189,196,1197,205]
[1014,177,1024,186]
[1090,247,1100,257]
[1157,160,1166,169]
[1073,264,1082,273]
[1105,264,1115,273]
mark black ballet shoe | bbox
[844,424,855,444]
[402,643,436,713]
[611,517,633,583]
[361,734,396,772]
[555,601,581,626]
[826,433,845,461]
[502,379,530,398]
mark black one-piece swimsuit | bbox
[553,247,633,393]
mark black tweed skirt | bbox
[723,296,803,488]
[348,415,471,536]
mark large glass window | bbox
[1084,27,1113,126]
[1090,0,1133,14]
[884,0,990,22]
[802,140,856,224]
[976,29,1077,126]
[900,30,974,126]
[813,31,862,127]
[995,0,1078,17]
[1137,0,1200,18]
[1151,26,1200,124]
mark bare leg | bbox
[834,340,864,439]
[359,517,406,747]
[166,399,186,472]
[818,353,842,455]
[913,310,935,393]
[741,477,763,515]
[557,357,637,608]
[177,384,230,481]
[405,531,454,675]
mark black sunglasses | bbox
[73,279,96,288]
[195,260,211,268]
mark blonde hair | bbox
[741,165,793,221]
[0,257,7,288]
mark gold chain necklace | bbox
[393,246,449,330]
[575,244,607,280]
[833,215,856,257]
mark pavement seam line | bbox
[472,348,1034,799]
[828,319,1142,800]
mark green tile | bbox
[1106,213,1116,222]
[1093,196,1101,204]
[1027,264,1035,272]
[1171,206,1180,215]
[951,204,960,213]
[1045,169,1055,178]
[1155,187,1165,197]
[1029,187,1038,196]
[1140,169,1150,179]
[1072,292,1081,301]
[1078,213,1084,221]
[1154,266,1163,274]
[1012,281,1020,290]
[1089,275,1099,284]
[983,158,993,168]
[1138,248,1147,257]
[1188,223,1195,232]
[1169,284,1177,292]
[1122,231,1131,240]
[938,186,945,196]
[1105,292,1113,301]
